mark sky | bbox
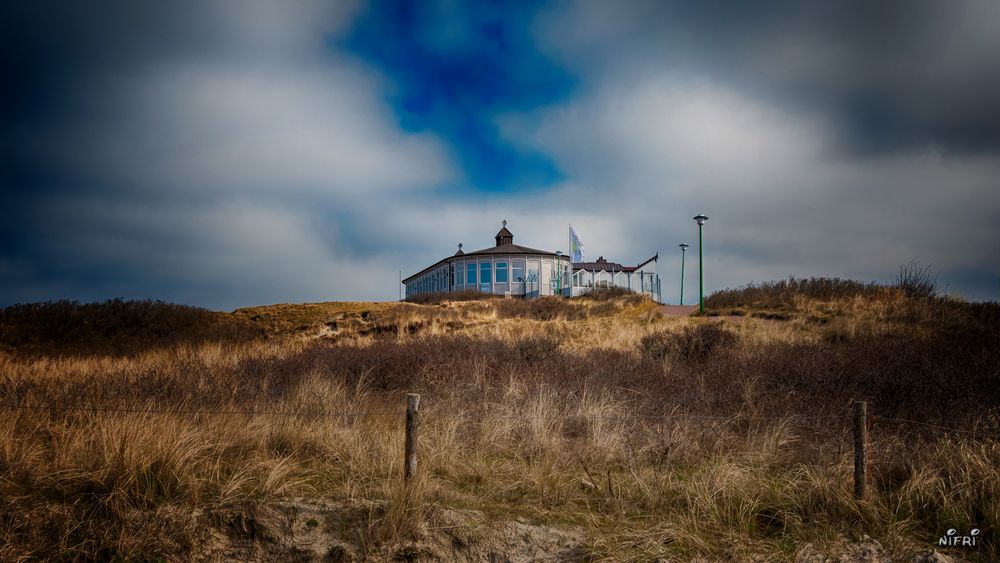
[2,0,999,309]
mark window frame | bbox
[479,261,492,292]
[495,261,508,283]
[512,259,525,283]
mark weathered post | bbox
[404,393,420,482]
[853,401,867,499]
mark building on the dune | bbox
[402,222,662,303]
[570,255,660,302]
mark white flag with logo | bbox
[570,226,585,263]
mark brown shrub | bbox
[495,296,586,321]
[403,289,501,305]
[893,261,938,300]
[576,287,646,305]
[513,335,561,362]
[705,276,888,310]
[2,289,999,560]
[0,299,262,357]
[640,323,737,363]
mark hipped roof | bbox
[573,253,658,273]
[402,243,561,283]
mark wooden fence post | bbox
[404,393,420,482]
[853,400,866,500]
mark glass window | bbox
[480,262,492,290]
[453,266,459,286]
[466,262,476,285]
[495,261,508,283]
[512,260,525,283]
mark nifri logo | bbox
[938,528,980,547]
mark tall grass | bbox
[0,291,997,559]
[704,277,890,310]
[0,299,261,357]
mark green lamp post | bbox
[679,243,689,305]
[555,250,563,296]
[693,214,709,313]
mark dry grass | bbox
[0,299,262,357]
[0,291,998,560]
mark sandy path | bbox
[656,304,777,324]
[657,305,699,316]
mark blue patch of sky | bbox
[337,0,576,193]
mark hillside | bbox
[0,287,997,561]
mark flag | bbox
[570,225,585,263]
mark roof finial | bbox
[458,242,463,250]
[502,219,507,228]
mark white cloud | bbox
[57,61,455,197]
[16,0,459,308]
[9,0,999,306]
[498,69,1000,300]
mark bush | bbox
[576,287,646,305]
[495,296,586,321]
[0,299,262,357]
[706,265,942,311]
[640,323,737,363]
[513,335,561,362]
[705,277,884,310]
[893,261,937,300]
[402,290,501,305]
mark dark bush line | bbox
[705,276,890,310]
[893,261,938,300]
[575,286,648,305]
[7,320,995,438]
[0,299,263,357]
[494,296,588,320]
[640,323,736,363]
[405,288,649,316]
[403,289,505,305]
[704,268,1000,314]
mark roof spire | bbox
[495,221,514,247]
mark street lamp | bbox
[693,214,709,313]
[555,250,563,296]
[678,243,689,305]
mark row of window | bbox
[453,260,567,287]
[410,258,572,295]
[459,260,526,285]
[411,266,449,294]
[572,270,658,291]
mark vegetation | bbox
[403,289,502,304]
[0,299,261,357]
[0,288,997,560]
[704,276,889,311]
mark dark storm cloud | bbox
[514,0,1000,301]
[542,0,1000,155]
[2,1,999,307]
[0,0,459,309]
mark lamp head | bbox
[693,214,709,225]
[679,243,689,250]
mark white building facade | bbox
[569,255,661,303]
[403,225,572,299]
[403,224,661,303]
